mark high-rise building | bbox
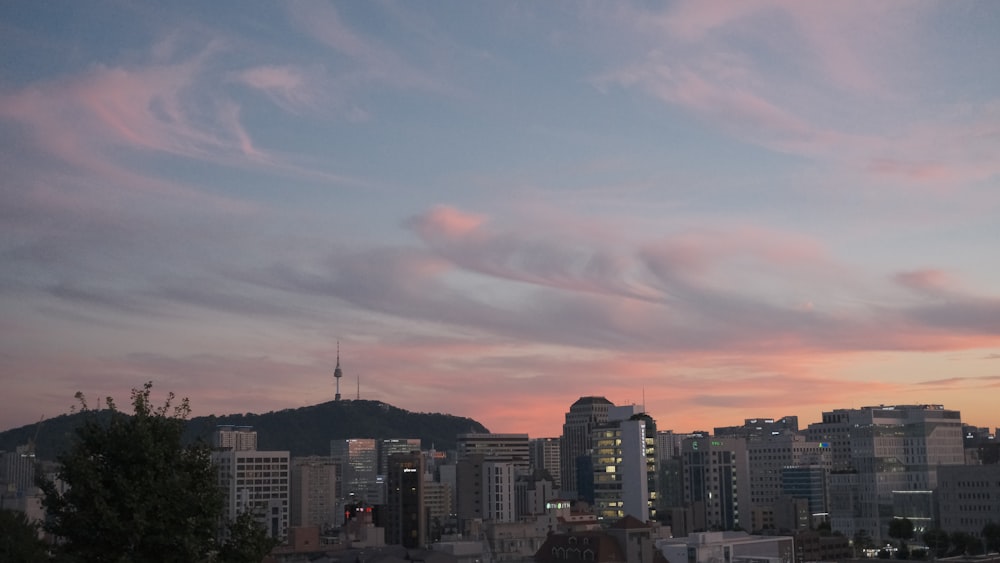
[214,425,258,451]
[529,437,561,489]
[213,448,291,540]
[747,433,831,510]
[331,438,379,504]
[560,396,613,498]
[424,478,453,541]
[656,430,682,461]
[781,466,829,518]
[806,404,964,542]
[483,461,517,523]
[681,436,750,531]
[290,456,338,530]
[456,454,485,527]
[1,445,36,495]
[380,438,422,477]
[386,451,425,547]
[592,415,655,522]
[456,433,530,474]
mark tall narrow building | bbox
[290,456,338,530]
[529,437,561,489]
[592,408,658,522]
[681,435,750,531]
[560,396,612,499]
[386,451,425,547]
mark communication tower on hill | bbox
[334,341,343,401]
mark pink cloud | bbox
[894,269,955,293]
[408,205,488,239]
[597,2,1000,192]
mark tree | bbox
[983,522,1000,554]
[948,531,983,557]
[854,529,876,555]
[889,518,915,542]
[889,518,915,560]
[217,510,280,563]
[922,528,949,559]
[0,509,50,562]
[38,383,274,563]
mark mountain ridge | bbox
[0,399,490,459]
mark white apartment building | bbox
[483,461,517,523]
[213,449,291,540]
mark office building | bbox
[483,461,517,523]
[561,396,613,499]
[290,456,337,530]
[213,448,291,540]
[747,433,831,509]
[530,437,561,489]
[937,464,1000,540]
[331,438,379,504]
[714,417,799,441]
[380,438,422,476]
[806,404,964,541]
[215,425,258,451]
[681,436,750,531]
[386,451,425,547]
[1,445,36,495]
[456,433,530,474]
[592,412,658,522]
[516,470,556,518]
[781,466,829,518]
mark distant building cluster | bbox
[5,377,1000,563]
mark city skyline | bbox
[3,2,1000,437]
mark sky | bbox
[2,1,1000,439]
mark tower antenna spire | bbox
[334,341,343,401]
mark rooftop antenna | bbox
[356,374,360,401]
[334,341,343,401]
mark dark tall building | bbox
[386,451,425,548]
[560,396,612,498]
[681,436,750,531]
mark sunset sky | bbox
[3,2,1000,438]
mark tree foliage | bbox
[0,509,50,562]
[922,528,949,559]
[37,383,273,563]
[854,529,876,552]
[948,531,983,556]
[217,510,280,563]
[984,522,1000,554]
[890,518,915,541]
